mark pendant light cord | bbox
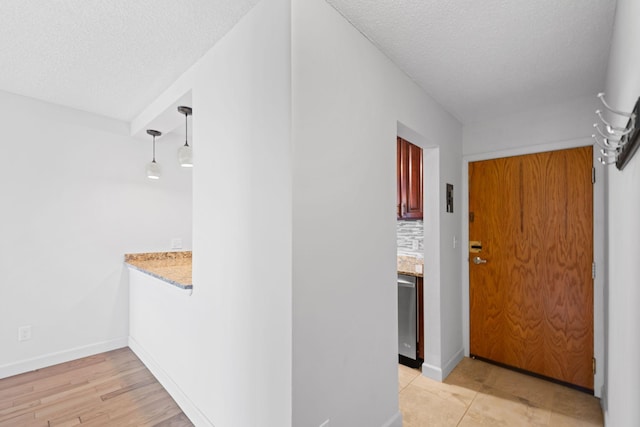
[184,113,189,147]
[152,135,156,162]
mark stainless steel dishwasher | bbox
[398,274,420,368]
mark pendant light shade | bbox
[177,106,193,168]
[146,160,161,180]
[146,129,162,180]
[178,145,192,168]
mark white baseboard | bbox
[0,337,128,380]
[381,411,402,427]
[128,336,214,427]
[421,361,444,381]
[442,348,465,379]
[600,385,608,413]
[421,348,465,382]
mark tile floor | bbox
[399,358,604,426]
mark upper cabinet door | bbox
[397,139,403,218]
[397,137,423,220]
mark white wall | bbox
[463,94,598,156]
[192,0,292,424]
[291,1,462,426]
[128,269,209,424]
[129,0,293,425]
[0,90,192,378]
[602,0,640,424]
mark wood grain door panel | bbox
[469,147,593,390]
[405,141,423,219]
[397,137,423,220]
[397,139,402,218]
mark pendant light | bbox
[177,106,193,168]
[146,129,162,180]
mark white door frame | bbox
[461,137,605,397]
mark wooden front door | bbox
[469,146,594,391]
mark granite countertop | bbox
[397,255,424,277]
[125,251,192,290]
[126,251,417,287]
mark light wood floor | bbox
[0,348,193,427]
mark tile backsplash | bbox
[397,220,424,257]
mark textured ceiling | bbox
[327,0,617,124]
[0,1,616,124]
[0,0,259,121]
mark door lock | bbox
[469,241,482,253]
[472,256,487,265]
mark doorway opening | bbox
[397,136,424,369]
[395,122,444,381]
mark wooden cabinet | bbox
[397,137,423,220]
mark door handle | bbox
[398,279,416,288]
[472,256,487,265]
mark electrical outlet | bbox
[415,264,423,274]
[319,420,330,427]
[18,325,31,342]
[171,238,182,250]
